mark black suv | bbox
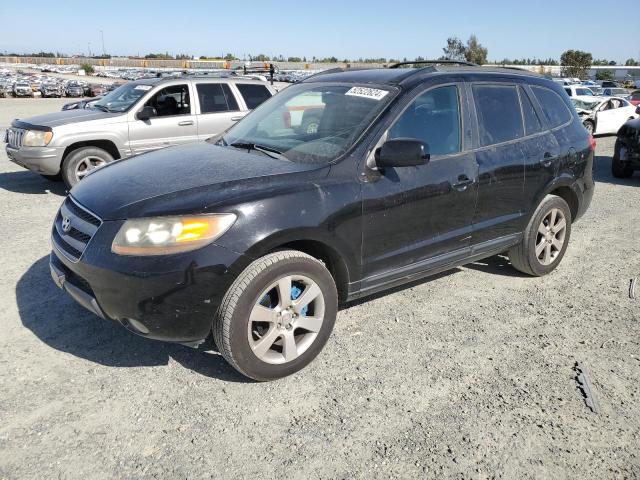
[50,62,594,380]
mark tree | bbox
[595,70,614,81]
[465,34,488,65]
[560,50,592,79]
[254,54,270,61]
[442,37,466,61]
[625,58,639,66]
[224,53,236,61]
[80,63,94,74]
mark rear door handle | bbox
[178,120,194,126]
[453,175,474,191]
[541,152,557,167]
[231,116,244,122]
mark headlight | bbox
[111,214,237,256]
[22,130,53,147]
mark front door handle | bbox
[230,116,244,122]
[541,152,557,167]
[453,175,474,191]
[178,120,194,126]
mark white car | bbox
[571,95,639,135]
[563,85,595,97]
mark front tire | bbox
[508,195,572,276]
[61,146,114,189]
[612,141,634,178]
[213,250,338,381]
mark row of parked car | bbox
[0,69,118,99]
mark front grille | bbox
[6,128,25,149]
[52,196,102,262]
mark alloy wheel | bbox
[535,208,567,266]
[247,275,325,364]
[75,155,107,181]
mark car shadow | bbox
[0,171,67,195]
[463,254,529,278]
[16,256,251,383]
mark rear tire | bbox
[583,120,594,135]
[61,146,114,189]
[508,195,572,276]
[213,250,338,381]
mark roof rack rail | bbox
[389,60,477,69]
[300,67,345,82]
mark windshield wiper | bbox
[229,142,286,160]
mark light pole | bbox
[87,42,91,57]
[100,30,105,56]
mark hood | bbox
[70,142,328,220]
[13,109,121,129]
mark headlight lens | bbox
[22,130,53,147]
[111,214,237,256]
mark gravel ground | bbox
[0,98,639,480]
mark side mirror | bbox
[136,106,157,121]
[376,138,430,168]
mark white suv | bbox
[5,76,276,188]
[563,85,595,98]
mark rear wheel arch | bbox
[548,185,579,222]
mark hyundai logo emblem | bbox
[62,216,72,233]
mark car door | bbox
[194,82,244,140]
[127,82,198,154]
[518,85,563,215]
[596,99,626,134]
[361,84,478,283]
[470,82,527,245]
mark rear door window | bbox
[196,83,239,113]
[236,84,272,109]
[531,86,573,128]
[519,87,543,135]
[472,84,524,146]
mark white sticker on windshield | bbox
[345,87,389,101]
[134,85,152,91]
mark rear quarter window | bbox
[472,84,524,146]
[236,84,272,109]
[531,86,573,128]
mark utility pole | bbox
[87,42,92,57]
[100,30,105,56]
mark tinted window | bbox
[388,85,461,155]
[197,83,237,113]
[236,84,272,109]
[532,86,573,128]
[145,84,190,117]
[221,84,239,110]
[564,88,571,96]
[576,88,592,96]
[519,87,542,135]
[473,84,523,146]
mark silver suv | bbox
[5,76,276,188]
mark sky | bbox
[1,0,638,63]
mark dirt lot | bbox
[0,98,638,480]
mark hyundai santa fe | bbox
[49,62,594,380]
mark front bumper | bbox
[5,145,64,175]
[50,228,249,343]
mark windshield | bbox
[611,89,627,95]
[91,83,153,112]
[219,83,396,164]
[571,98,600,111]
